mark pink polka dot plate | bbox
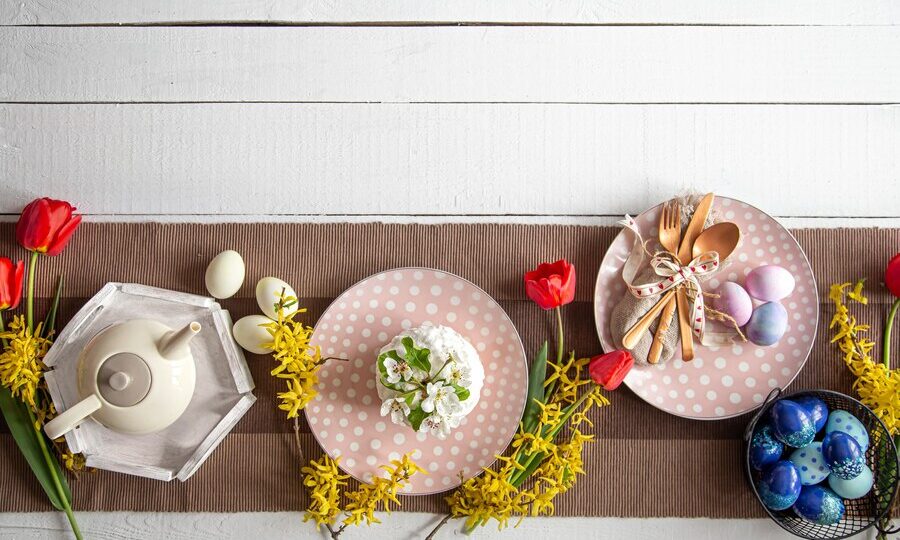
[306,267,528,494]
[594,197,818,420]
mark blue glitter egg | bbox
[788,442,830,485]
[825,410,870,452]
[771,400,816,448]
[822,431,865,480]
[793,396,829,434]
[757,460,802,511]
[793,485,845,525]
[750,424,785,470]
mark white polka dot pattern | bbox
[306,268,528,494]
[594,197,818,420]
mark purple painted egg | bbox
[713,282,753,327]
[746,265,796,302]
[746,302,788,346]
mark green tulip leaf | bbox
[0,388,72,510]
[521,341,548,434]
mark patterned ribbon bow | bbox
[618,215,721,342]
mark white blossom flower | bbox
[418,414,452,440]
[446,361,472,388]
[383,356,412,384]
[421,382,462,417]
[380,397,411,425]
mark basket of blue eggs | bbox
[744,388,899,539]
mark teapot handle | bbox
[44,394,102,440]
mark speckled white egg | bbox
[788,442,830,485]
[205,250,245,299]
[713,281,754,327]
[256,276,298,319]
[232,314,272,355]
[746,265,796,302]
[828,464,874,499]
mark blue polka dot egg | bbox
[793,485,845,525]
[757,460,802,511]
[788,442,829,485]
[749,424,784,471]
[822,431,865,480]
[771,399,816,448]
[826,409,869,452]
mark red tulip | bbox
[524,259,576,310]
[588,350,634,391]
[0,258,24,311]
[16,198,82,256]
[886,253,900,298]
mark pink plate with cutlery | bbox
[306,267,528,494]
[594,197,818,420]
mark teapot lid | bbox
[97,353,152,407]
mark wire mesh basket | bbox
[744,388,899,539]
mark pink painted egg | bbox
[713,281,753,326]
[746,265,796,302]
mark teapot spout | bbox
[159,321,202,359]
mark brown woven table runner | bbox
[0,222,897,518]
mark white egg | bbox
[232,315,273,355]
[205,250,245,299]
[255,276,298,319]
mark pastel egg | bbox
[828,464,874,499]
[750,424,784,470]
[771,399,816,448]
[746,265,796,302]
[825,410,870,452]
[822,431,865,480]
[256,276,299,320]
[232,314,273,355]
[205,250,245,299]
[793,396,829,433]
[746,302,788,346]
[713,282,753,327]
[793,485,845,525]
[757,460,802,511]
[788,442,830,485]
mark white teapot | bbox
[44,319,200,439]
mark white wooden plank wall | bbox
[0,2,895,539]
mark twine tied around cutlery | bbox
[617,215,737,347]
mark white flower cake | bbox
[376,324,484,439]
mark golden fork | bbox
[647,201,681,364]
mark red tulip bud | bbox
[523,259,576,310]
[588,350,634,391]
[0,258,24,311]
[16,198,82,256]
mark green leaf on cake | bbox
[451,383,470,402]
[400,336,432,373]
[407,407,428,431]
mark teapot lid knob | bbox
[97,353,152,407]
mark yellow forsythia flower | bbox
[830,282,900,435]
[262,294,323,418]
[301,454,349,529]
[0,315,50,409]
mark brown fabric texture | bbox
[0,222,897,518]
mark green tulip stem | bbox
[0,311,7,349]
[25,251,39,332]
[555,306,564,366]
[883,298,900,370]
[882,298,900,540]
[27,405,82,539]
